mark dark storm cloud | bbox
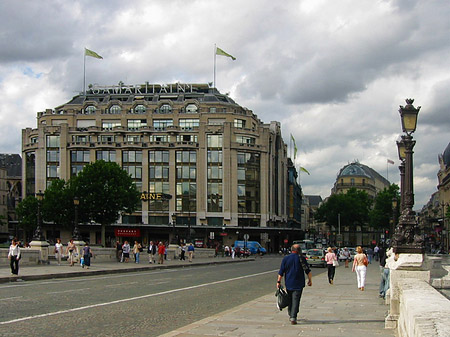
[420,79,450,128]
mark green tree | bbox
[42,179,75,228]
[71,160,140,246]
[16,195,39,241]
[369,184,400,233]
[315,188,372,232]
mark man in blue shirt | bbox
[277,244,312,325]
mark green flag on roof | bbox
[216,47,236,60]
[85,48,103,59]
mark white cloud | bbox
[0,0,448,210]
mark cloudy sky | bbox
[1,0,449,209]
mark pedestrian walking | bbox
[8,238,21,275]
[379,246,390,299]
[187,243,195,262]
[147,240,157,263]
[352,246,368,291]
[158,242,165,264]
[341,247,351,268]
[122,241,131,263]
[374,244,380,261]
[82,242,93,269]
[367,247,374,264]
[132,241,142,263]
[231,245,236,259]
[66,239,78,266]
[277,244,312,325]
[179,243,186,261]
[115,241,122,262]
[325,247,337,284]
[54,238,63,265]
[224,245,230,257]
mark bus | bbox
[293,240,315,253]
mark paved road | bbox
[0,256,323,336]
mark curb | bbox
[0,258,255,283]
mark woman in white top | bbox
[8,238,21,275]
[54,238,63,265]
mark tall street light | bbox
[72,197,81,240]
[171,213,177,244]
[33,191,45,241]
[396,137,406,213]
[391,99,424,254]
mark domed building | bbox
[332,161,390,198]
[438,142,450,205]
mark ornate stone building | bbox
[21,83,293,249]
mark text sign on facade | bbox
[114,228,141,237]
[140,192,172,201]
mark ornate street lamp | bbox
[397,137,406,212]
[33,191,45,241]
[391,99,424,253]
[72,197,81,240]
[391,197,398,242]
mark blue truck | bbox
[234,241,267,255]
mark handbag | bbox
[363,255,369,267]
[275,285,289,311]
[333,259,339,267]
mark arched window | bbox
[84,105,96,114]
[109,105,121,114]
[134,104,146,114]
[157,104,172,114]
[185,104,198,113]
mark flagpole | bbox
[83,50,86,96]
[213,44,216,89]
[387,161,389,181]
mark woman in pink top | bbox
[325,247,337,284]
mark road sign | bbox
[244,234,249,240]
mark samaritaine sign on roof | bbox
[86,83,208,95]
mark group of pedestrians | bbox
[277,244,383,325]
[63,239,93,269]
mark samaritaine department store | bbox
[22,83,294,250]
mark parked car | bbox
[305,248,326,267]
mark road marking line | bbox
[47,288,90,294]
[0,269,276,325]
[0,296,23,301]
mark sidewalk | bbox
[0,257,254,283]
[162,262,395,337]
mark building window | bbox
[96,150,116,162]
[71,150,90,163]
[209,107,217,113]
[31,137,38,144]
[108,105,121,114]
[236,135,255,144]
[237,152,260,213]
[73,135,91,143]
[185,104,198,113]
[156,104,172,114]
[99,135,116,143]
[126,135,141,143]
[133,104,146,114]
[149,150,169,211]
[207,134,222,212]
[46,135,60,147]
[127,119,147,130]
[179,119,199,130]
[176,134,198,142]
[46,150,60,162]
[153,119,173,130]
[149,135,169,142]
[234,119,246,129]
[351,178,355,186]
[84,105,96,114]
[102,120,121,130]
[123,151,142,191]
[176,150,197,213]
[25,152,35,196]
